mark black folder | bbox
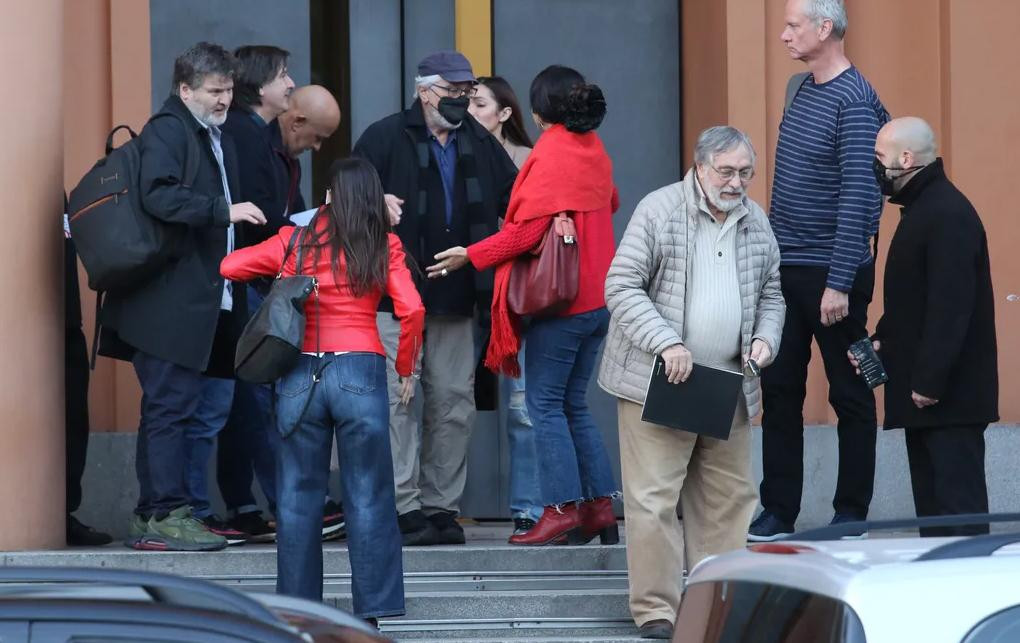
[641,357,744,440]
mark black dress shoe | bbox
[398,509,439,546]
[639,619,674,639]
[67,515,113,547]
[427,510,466,545]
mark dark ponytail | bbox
[529,64,607,133]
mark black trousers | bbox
[65,327,91,515]
[905,425,989,537]
[760,264,878,524]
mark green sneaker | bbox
[127,514,147,540]
[133,506,227,552]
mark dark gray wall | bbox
[348,0,454,144]
[493,0,682,496]
[149,0,313,201]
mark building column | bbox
[0,0,66,550]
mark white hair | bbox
[805,0,848,39]
[694,126,757,168]
[413,74,442,100]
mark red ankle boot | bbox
[578,497,620,545]
[508,504,584,546]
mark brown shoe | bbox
[508,505,583,546]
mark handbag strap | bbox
[275,225,327,436]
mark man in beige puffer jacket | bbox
[598,126,784,638]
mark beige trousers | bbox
[618,398,758,626]
[378,313,476,516]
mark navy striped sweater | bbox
[769,66,889,292]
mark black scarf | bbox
[406,116,495,324]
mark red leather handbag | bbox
[507,213,579,317]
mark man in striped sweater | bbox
[750,0,890,542]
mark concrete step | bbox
[2,542,627,578]
[2,529,636,641]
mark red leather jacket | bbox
[221,225,424,377]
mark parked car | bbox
[0,566,388,642]
[673,514,1020,643]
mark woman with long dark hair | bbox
[429,65,620,546]
[470,75,534,169]
[469,75,542,537]
[220,157,424,623]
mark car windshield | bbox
[674,580,866,643]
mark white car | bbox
[673,519,1020,643]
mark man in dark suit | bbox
[99,42,266,551]
[852,116,998,537]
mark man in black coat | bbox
[99,42,266,551]
[214,45,295,543]
[353,51,517,546]
[854,116,998,537]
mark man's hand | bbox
[229,202,266,225]
[384,194,404,227]
[426,247,470,279]
[398,376,415,405]
[820,287,850,327]
[847,340,880,375]
[912,391,939,409]
[661,344,693,384]
[747,339,773,368]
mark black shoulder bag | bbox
[234,227,318,384]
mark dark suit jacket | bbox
[221,104,302,246]
[99,95,246,375]
[876,159,998,428]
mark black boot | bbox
[67,515,113,547]
[398,509,439,546]
[427,510,466,545]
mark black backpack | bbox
[67,112,199,293]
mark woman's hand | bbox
[426,247,470,279]
[398,376,415,405]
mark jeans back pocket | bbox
[334,353,383,395]
[276,356,315,398]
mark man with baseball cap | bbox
[354,51,518,545]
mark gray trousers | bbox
[377,313,476,516]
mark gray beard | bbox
[707,188,744,213]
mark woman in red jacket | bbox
[429,65,619,546]
[221,158,424,623]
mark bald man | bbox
[855,116,997,536]
[278,84,341,159]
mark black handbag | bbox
[234,228,318,384]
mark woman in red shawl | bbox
[428,65,619,546]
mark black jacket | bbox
[99,95,246,375]
[353,100,517,316]
[220,104,302,245]
[876,159,998,428]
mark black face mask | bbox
[873,157,922,196]
[437,96,469,126]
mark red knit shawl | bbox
[486,123,615,376]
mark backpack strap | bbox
[104,125,138,156]
[147,111,203,188]
[783,72,811,117]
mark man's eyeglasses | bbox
[710,165,755,182]
[430,84,477,99]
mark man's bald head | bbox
[278,85,341,157]
[876,116,938,168]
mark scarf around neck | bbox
[486,124,615,376]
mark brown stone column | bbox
[0,0,66,550]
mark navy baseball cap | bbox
[417,50,476,83]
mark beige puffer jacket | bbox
[597,169,785,417]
